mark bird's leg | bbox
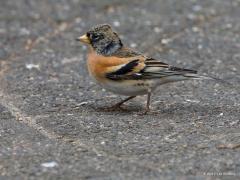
[141,91,151,115]
[112,96,136,109]
[101,96,136,111]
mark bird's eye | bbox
[92,34,99,41]
[91,34,100,41]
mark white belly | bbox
[99,80,152,96]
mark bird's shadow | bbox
[85,100,231,116]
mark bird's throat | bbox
[95,41,122,56]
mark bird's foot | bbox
[138,107,150,115]
[100,103,127,112]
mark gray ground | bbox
[0,0,240,179]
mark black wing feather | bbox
[106,59,139,80]
[168,66,197,74]
[106,46,198,81]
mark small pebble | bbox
[20,28,30,36]
[130,43,137,48]
[75,17,82,23]
[113,21,120,27]
[41,161,58,168]
[161,39,171,45]
[198,44,203,49]
[154,27,161,33]
[25,64,40,70]
[78,102,88,106]
[226,23,232,29]
[192,26,200,32]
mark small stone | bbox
[185,99,200,103]
[19,28,30,36]
[113,21,120,27]
[161,39,171,45]
[198,44,203,49]
[58,22,68,32]
[78,102,88,106]
[226,23,232,29]
[41,161,58,168]
[231,66,237,71]
[130,43,137,48]
[25,63,40,70]
[192,26,200,32]
[154,27,161,33]
[62,57,79,64]
[75,17,82,23]
[187,13,196,20]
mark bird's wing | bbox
[142,57,198,79]
[105,56,146,80]
[105,53,198,81]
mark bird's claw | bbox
[100,104,126,112]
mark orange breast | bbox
[87,48,145,82]
[87,50,130,82]
[87,51,105,82]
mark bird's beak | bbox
[76,34,90,44]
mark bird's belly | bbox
[99,80,150,96]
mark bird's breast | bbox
[87,50,136,82]
[87,52,106,82]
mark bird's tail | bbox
[166,65,239,91]
[170,66,226,83]
[147,65,238,91]
[183,72,238,91]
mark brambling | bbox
[76,24,209,113]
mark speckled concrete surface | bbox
[0,0,240,179]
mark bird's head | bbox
[76,24,123,56]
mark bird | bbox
[76,24,212,114]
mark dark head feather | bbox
[86,24,123,56]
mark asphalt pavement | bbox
[0,0,240,179]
